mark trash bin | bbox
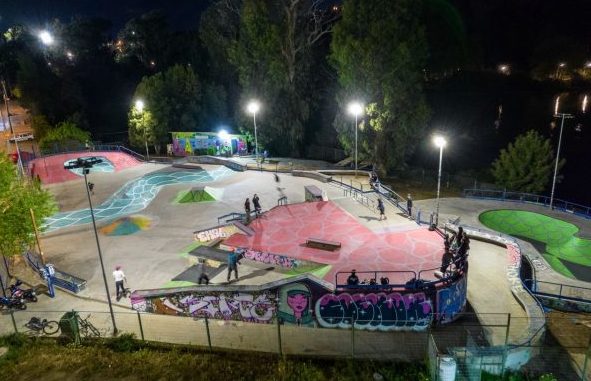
[439,356,457,381]
[59,311,79,341]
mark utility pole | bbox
[549,113,574,209]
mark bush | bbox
[104,333,142,353]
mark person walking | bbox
[227,250,240,282]
[244,197,251,220]
[252,194,261,217]
[88,182,95,196]
[377,198,386,220]
[112,265,126,301]
[406,194,413,218]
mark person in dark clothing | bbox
[347,270,359,285]
[88,182,95,195]
[440,247,454,274]
[377,198,386,220]
[380,277,390,285]
[252,194,261,217]
[197,261,210,285]
[407,194,413,218]
[244,198,251,220]
[227,251,240,282]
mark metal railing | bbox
[524,279,591,304]
[463,188,591,219]
[38,144,146,162]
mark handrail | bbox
[335,270,417,290]
[523,278,591,304]
[217,212,245,225]
[463,188,591,219]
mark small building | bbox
[170,131,248,157]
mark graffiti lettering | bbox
[242,249,300,269]
[158,292,276,323]
[195,228,229,243]
[314,292,433,331]
[437,275,467,324]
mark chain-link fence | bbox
[1,309,590,380]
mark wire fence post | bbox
[504,313,511,346]
[351,317,356,359]
[136,311,145,341]
[10,310,17,333]
[204,316,212,352]
[276,317,283,357]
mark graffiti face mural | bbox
[278,283,313,326]
[314,292,433,331]
[436,275,467,324]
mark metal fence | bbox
[1,309,589,380]
[38,144,146,162]
[463,188,591,219]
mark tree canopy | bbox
[0,155,56,258]
[330,0,430,173]
[491,130,563,193]
[38,120,91,152]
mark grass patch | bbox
[0,334,431,381]
[382,177,460,201]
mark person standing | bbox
[406,194,413,218]
[227,251,240,282]
[88,182,95,196]
[244,197,251,220]
[112,266,126,301]
[377,198,386,220]
[252,194,261,217]
[197,260,209,285]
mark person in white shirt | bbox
[112,266,126,300]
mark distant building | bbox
[0,99,37,163]
[170,132,248,157]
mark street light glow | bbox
[218,129,230,140]
[583,95,588,113]
[348,102,363,116]
[135,99,144,112]
[247,101,260,114]
[559,62,566,68]
[586,62,591,68]
[433,135,447,148]
[554,96,560,115]
[38,30,54,45]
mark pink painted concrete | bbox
[224,201,445,285]
[28,151,141,184]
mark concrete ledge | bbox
[186,155,246,171]
[317,169,371,177]
[292,170,332,183]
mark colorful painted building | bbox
[170,131,248,157]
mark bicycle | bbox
[77,314,100,338]
[24,317,60,336]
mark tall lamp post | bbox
[347,102,363,178]
[135,100,149,160]
[433,135,447,226]
[1,80,24,176]
[64,157,118,334]
[246,100,260,165]
[550,111,573,209]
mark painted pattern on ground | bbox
[64,156,115,176]
[223,201,444,285]
[479,209,591,281]
[100,215,152,236]
[43,167,234,232]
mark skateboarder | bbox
[112,265,126,301]
[88,182,95,195]
[406,194,413,218]
[197,260,209,285]
[244,197,251,219]
[377,198,386,220]
[227,250,240,282]
[253,194,261,217]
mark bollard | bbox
[504,313,511,346]
[10,310,17,333]
[351,317,356,358]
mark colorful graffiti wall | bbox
[194,225,240,243]
[132,273,467,331]
[171,132,247,156]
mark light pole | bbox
[247,100,260,166]
[433,135,447,226]
[135,100,149,160]
[550,112,574,209]
[347,102,363,178]
[1,80,24,176]
[64,157,118,334]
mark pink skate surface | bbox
[224,201,444,285]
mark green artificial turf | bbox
[479,210,591,280]
[173,189,216,204]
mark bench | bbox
[306,237,341,251]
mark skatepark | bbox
[3,149,591,379]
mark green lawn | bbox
[479,210,591,280]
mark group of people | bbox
[244,194,262,219]
[440,226,470,275]
[346,269,390,287]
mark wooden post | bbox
[29,208,45,265]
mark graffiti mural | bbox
[436,275,467,324]
[194,225,239,243]
[314,292,433,331]
[277,283,313,326]
[133,291,276,323]
[241,248,301,269]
